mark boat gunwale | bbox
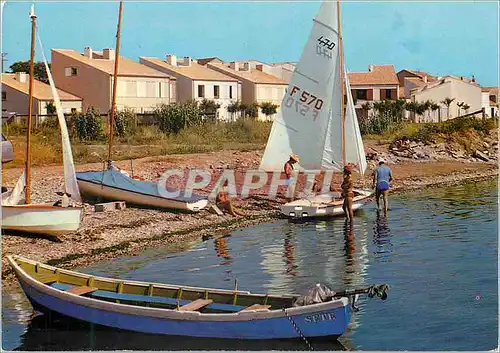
[8,255,348,321]
[2,204,84,211]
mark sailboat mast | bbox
[337,0,346,167]
[25,5,37,204]
[107,0,123,165]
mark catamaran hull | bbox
[9,256,352,340]
[1,205,83,236]
[76,179,208,212]
[281,189,373,219]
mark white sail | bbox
[3,170,26,206]
[37,33,81,202]
[344,71,367,175]
[260,1,340,171]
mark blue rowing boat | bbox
[8,255,362,340]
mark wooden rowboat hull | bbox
[1,205,83,236]
[9,256,353,340]
[281,189,373,218]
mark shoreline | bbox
[1,149,498,287]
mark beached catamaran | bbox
[1,5,83,236]
[260,0,373,218]
[75,1,208,212]
[8,255,389,340]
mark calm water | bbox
[2,180,498,351]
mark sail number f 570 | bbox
[284,85,324,121]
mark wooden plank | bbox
[66,286,98,296]
[240,304,272,312]
[209,205,224,216]
[178,299,213,312]
[37,274,58,284]
[94,201,126,213]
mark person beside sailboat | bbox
[341,165,354,221]
[283,154,299,201]
[372,158,393,214]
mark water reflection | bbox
[16,314,347,351]
[283,233,297,276]
[372,212,393,260]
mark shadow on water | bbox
[15,313,348,351]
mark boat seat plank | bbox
[66,286,99,296]
[178,299,213,312]
[51,283,247,312]
[240,304,272,312]
[37,274,58,284]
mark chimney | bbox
[460,76,463,81]
[103,48,115,60]
[243,62,250,71]
[368,65,375,72]
[471,75,476,83]
[166,54,177,66]
[230,61,239,71]
[183,56,192,67]
[256,64,264,72]
[84,46,93,59]
[423,76,427,83]
[15,72,28,83]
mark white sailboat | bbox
[75,1,208,212]
[259,0,373,218]
[1,5,83,236]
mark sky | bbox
[0,1,498,87]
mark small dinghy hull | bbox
[281,189,373,219]
[76,168,208,212]
[9,256,353,340]
[2,205,83,236]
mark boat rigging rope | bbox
[282,307,314,351]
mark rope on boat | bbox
[282,307,314,351]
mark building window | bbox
[229,86,233,99]
[65,67,78,77]
[2,91,6,101]
[356,89,367,100]
[490,95,497,103]
[159,82,162,98]
[214,85,220,99]
[198,85,205,98]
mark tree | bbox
[10,61,49,83]
[260,101,278,120]
[238,102,248,118]
[441,97,455,120]
[199,99,220,120]
[227,101,241,120]
[430,102,440,122]
[154,101,202,134]
[462,103,470,115]
[245,102,260,119]
[45,101,56,115]
[457,101,465,117]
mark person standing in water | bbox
[372,158,393,214]
[283,154,299,201]
[341,165,354,222]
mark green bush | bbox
[73,107,104,141]
[260,101,278,119]
[114,108,137,137]
[154,101,202,134]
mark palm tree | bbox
[457,101,464,117]
[462,103,470,115]
[227,101,240,121]
[441,97,455,120]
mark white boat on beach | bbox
[1,6,83,236]
[259,1,373,219]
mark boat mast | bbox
[107,0,123,167]
[337,0,346,167]
[25,5,36,204]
